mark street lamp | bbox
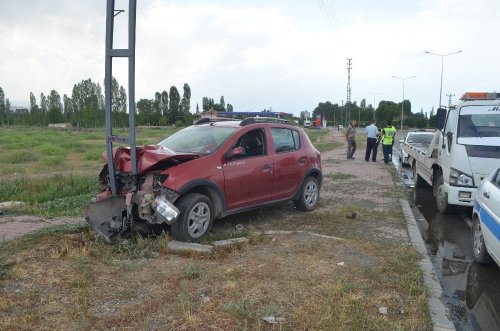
[392,75,416,130]
[424,50,462,107]
[368,92,383,120]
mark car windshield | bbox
[458,114,500,138]
[407,133,434,144]
[158,125,237,154]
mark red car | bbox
[85,118,322,242]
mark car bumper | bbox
[445,182,476,206]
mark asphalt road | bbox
[392,131,500,331]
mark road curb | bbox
[400,198,456,331]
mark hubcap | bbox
[187,202,210,238]
[473,222,483,256]
[304,181,318,207]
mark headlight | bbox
[449,168,474,187]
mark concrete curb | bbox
[400,199,456,331]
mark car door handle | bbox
[298,157,307,165]
[483,191,490,199]
[263,163,272,172]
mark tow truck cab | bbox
[435,92,500,211]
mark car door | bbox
[222,128,274,210]
[478,168,500,263]
[270,127,304,200]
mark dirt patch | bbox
[0,216,85,242]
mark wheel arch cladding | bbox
[178,179,226,218]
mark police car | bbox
[472,166,500,267]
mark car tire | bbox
[171,193,213,242]
[294,176,320,212]
[435,173,455,214]
[413,163,427,188]
[472,216,493,264]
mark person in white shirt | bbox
[364,119,379,162]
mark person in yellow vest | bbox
[381,120,397,164]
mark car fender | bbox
[178,179,227,218]
[292,167,322,200]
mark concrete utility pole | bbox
[446,93,455,107]
[346,58,352,125]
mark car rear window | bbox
[407,133,434,144]
[271,128,301,153]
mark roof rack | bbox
[194,117,238,125]
[240,117,294,126]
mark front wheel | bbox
[472,216,493,264]
[435,173,455,214]
[171,193,214,242]
[294,176,320,211]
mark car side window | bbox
[235,129,266,158]
[493,170,500,188]
[271,128,301,153]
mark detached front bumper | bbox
[85,193,179,242]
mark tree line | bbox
[308,98,432,128]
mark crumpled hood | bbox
[103,145,199,173]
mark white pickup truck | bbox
[403,92,500,213]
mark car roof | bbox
[194,117,298,129]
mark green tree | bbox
[0,87,5,125]
[220,95,225,110]
[47,90,64,123]
[227,103,233,112]
[63,94,72,123]
[71,79,104,127]
[40,93,48,126]
[136,98,154,125]
[180,83,191,114]
[29,92,41,125]
[168,86,180,125]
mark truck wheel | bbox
[413,163,427,188]
[171,193,213,242]
[472,216,493,264]
[294,176,319,211]
[435,174,455,214]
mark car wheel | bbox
[472,216,493,264]
[435,173,455,214]
[294,176,320,212]
[413,163,427,188]
[171,193,213,242]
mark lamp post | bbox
[424,50,462,107]
[392,75,416,130]
[368,92,383,120]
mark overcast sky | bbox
[1,0,499,116]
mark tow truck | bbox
[403,92,500,213]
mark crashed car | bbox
[85,118,322,242]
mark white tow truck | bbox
[403,92,500,213]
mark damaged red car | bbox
[85,118,322,242]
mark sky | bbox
[1,0,499,117]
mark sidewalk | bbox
[323,129,455,331]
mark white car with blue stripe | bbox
[472,166,500,266]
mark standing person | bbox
[345,120,357,160]
[381,120,397,164]
[364,119,379,162]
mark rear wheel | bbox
[171,193,213,242]
[435,173,455,214]
[413,163,427,188]
[472,216,493,264]
[294,177,320,211]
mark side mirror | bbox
[435,107,447,130]
[226,146,245,160]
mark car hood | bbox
[103,145,200,173]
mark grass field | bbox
[0,126,178,216]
